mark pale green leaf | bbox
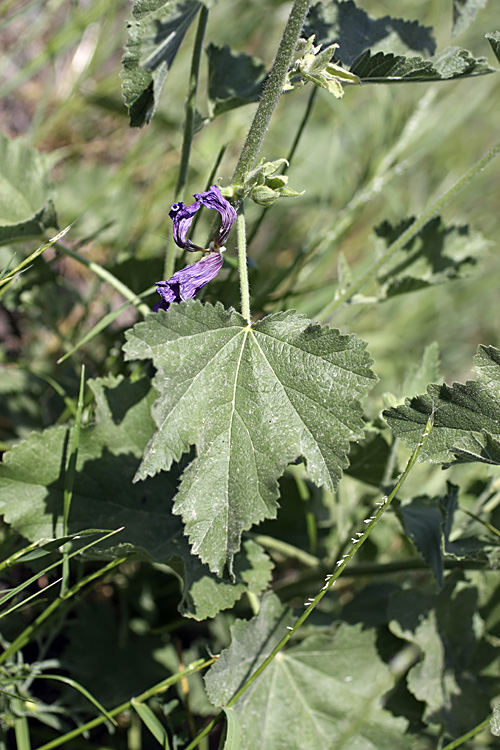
[400,343,441,400]
[491,701,500,736]
[376,218,491,298]
[205,594,412,750]
[452,0,488,37]
[0,376,271,620]
[206,44,267,117]
[121,0,203,127]
[124,302,375,573]
[222,707,241,750]
[384,345,500,466]
[0,133,58,244]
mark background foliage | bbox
[1,1,500,748]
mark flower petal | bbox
[153,251,224,312]
[193,185,237,247]
[169,200,203,252]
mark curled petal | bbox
[153,251,223,312]
[193,184,237,247]
[169,200,202,252]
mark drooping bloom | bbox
[169,184,237,252]
[154,185,236,312]
[153,252,224,312]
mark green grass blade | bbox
[131,698,170,748]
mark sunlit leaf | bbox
[124,301,375,573]
[384,345,500,466]
[121,0,206,127]
[205,594,413,750]
[452,0,488,37]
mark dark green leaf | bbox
[121,0,203,127]
[351,47,496,83]
[452,0,488,37]
[384,345,500,466]
[399,497,445,587]
[206,595,413,750]
[206,44,267,117]
[124,302,375,574]
[0,376,271,620]
[304,0,435,67]
[346,431,392,487]
[486,31,500,63]
[375,218,491,298]
[0,133,58,244]
[389,580,494,737]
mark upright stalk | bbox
[232,0,311,318]
[237,210,251,322]
[231,0,311,187]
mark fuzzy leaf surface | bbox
[384,345,500,466]
[205,594,412,750]
[0,376,271,620]
[123,302,375,573]
[0,133,58,244]
[206,43,267,117]
[121,0,203,127]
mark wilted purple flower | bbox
[169,184,237,252]
[153,251,224,312]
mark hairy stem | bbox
[237,209,251,322]
[232,0,311,187]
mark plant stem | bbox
[247,85,318,248]
[165,5,209,279]
[231,0,311,187]
[35,659,215,750]
[317,136,500,320]
[441,716,492,750]
[237,210,251,322]
[185,417,434,750]
[54,242,151,317]
[61,365,85,597]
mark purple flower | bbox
[153,251,224,312]
[169,184,237,252]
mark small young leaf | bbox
[0,133,58,244]
[452,0,488,37]
[206,44,267,117]
[206,595,412,750]
[304,0,436,68]
[384,345,500,466]
[124,302,375,574]
[121,0,204,127]
[131,699,170,748]
[375,217,491,298]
